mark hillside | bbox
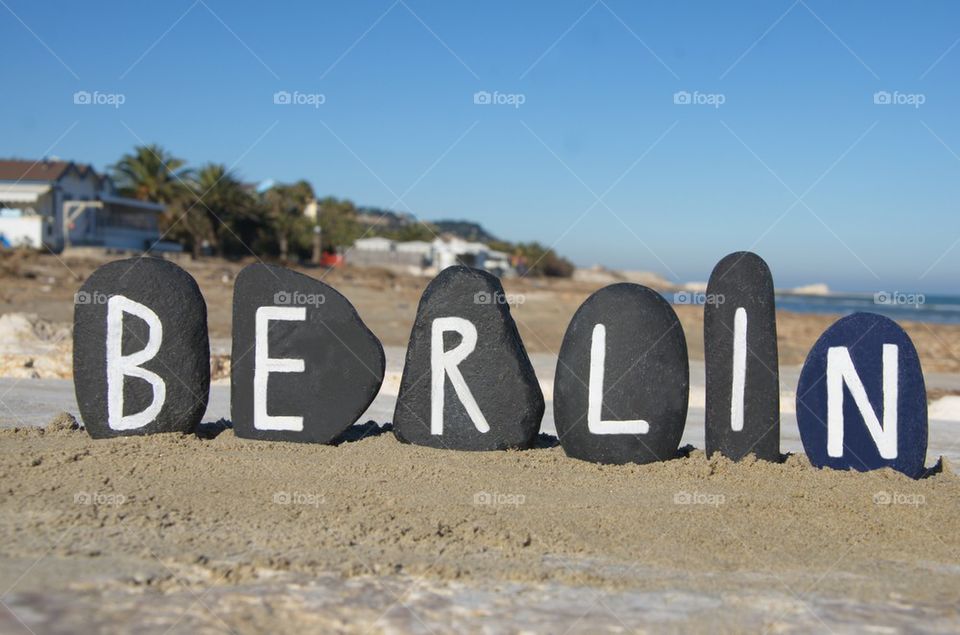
[431,220,499,243]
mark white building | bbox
[0,159,176,252]
[348,234,516,277]
[394,240,433,258]
[353,236,395,252]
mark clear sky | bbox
[2,1,958,292]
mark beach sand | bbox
[2,252,960,632]
[1,417,959,633]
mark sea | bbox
[665,290,960,324]
[774,292,960,325]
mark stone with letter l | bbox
[231,264,385,444]
[796,312,927,478]
[73,257,210,438]
[554,283,689,464]
[392,266,544,450]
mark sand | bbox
[2,252,960,631]
[1,417,959,633]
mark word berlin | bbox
[72,251,929,479]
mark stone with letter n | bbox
[796,312,927,478]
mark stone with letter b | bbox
[231,264,385,444]
[73,257,210,438]
[796,312,927,478]
[392,266,544,450]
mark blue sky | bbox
[2,1,958,292]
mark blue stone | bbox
[796,312,927,478]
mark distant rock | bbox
[616,270,671,289]
[431,220,499,243]
[572,266,670,288]
[928,395,960,422]
[791,283,830,295]
[0,313,71,355]
[573,266,620,284]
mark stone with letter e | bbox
[231,264,384,443]
[73,258,210,438]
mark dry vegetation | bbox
[1,250,958,372]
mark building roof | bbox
[0,183,52,204]
[0,159,97,183]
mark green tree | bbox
[262,180,315,262]
[110,144,192,204]
[312,196,364,252]
[110,145,196,245]
[514,242,575,278]
[191,163,258,258]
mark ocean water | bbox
[774,292,960,325]
[666,290,960,325]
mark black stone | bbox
[73,257,210,438]
[393,266,544,450]
[704,252,780,462]
[231,264,385,444]
[796,312,927,479]
[554,283,689,464]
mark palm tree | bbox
[262,180,314,262]
[192,163,258,257]
[110,145,192,205]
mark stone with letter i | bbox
[230,264,385,444]
[553,283,689,464]
[392,266,544,450]
[796,312,928,479]
[704,252,780,462]
[73,257,210,438]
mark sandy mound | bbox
[1,422,957,588]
